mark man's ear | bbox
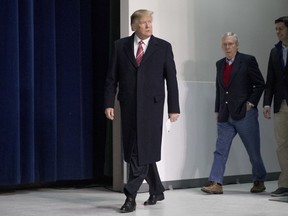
[131,24,135,31]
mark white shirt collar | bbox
[226,58,234,65]
[134,35,150,46]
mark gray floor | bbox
[0,180,287,216]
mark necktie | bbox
[136,41,144,66]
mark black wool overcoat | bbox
[104,34,180,165]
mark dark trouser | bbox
[124,144,165,199]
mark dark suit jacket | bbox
[215,52,265,122]
[263,41,288,113]
[104,33,180,165]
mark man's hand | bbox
[246,102,254,111]
[168,113,180,122]
[105,108,115,120]
[263,106,271,119]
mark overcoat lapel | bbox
[123,35,138,68]
[122,34,159,68]
[140,36,158,66]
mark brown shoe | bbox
[250,181,266,193]
[201,182,223,194]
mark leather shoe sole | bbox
[144,194,165,205]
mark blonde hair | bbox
[130,9,153,25]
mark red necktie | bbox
[136,41,144,66]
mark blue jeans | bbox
[209,108,267,184]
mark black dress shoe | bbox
[120,196,136,213]
[144,193,165,205]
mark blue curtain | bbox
[0,0,115,186]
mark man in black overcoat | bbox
[104,9,180,213]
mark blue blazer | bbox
[215,52,265,122]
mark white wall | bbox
[114,0,288,187]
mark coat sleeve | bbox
[104,41,119,109]
[164,43,180,114]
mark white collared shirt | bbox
[134,36,150,57]
[226,58,234,65]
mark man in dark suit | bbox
[263,16,288,197]
[104,9,180,213]
[201,32,267,194]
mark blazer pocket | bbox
[154,95,165,103]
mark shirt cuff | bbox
[247,101,254,107]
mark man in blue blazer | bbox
[104,9,180,213]
[201,32,267,194]
[263,16,288,197]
